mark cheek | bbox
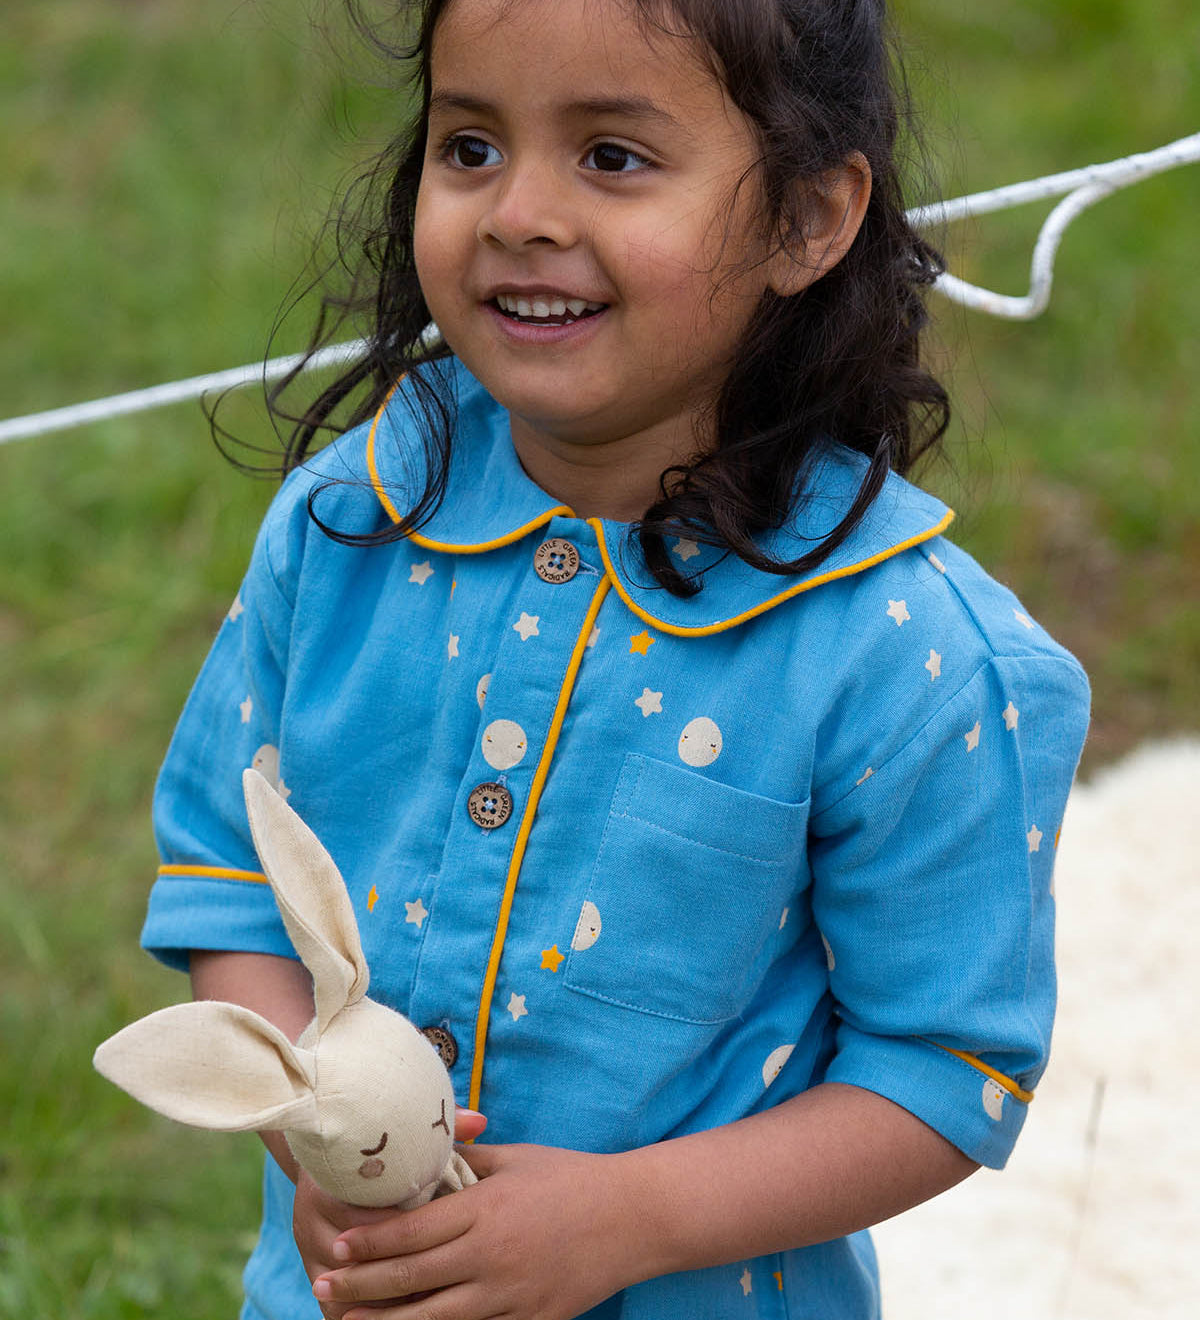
[413,187,464,309]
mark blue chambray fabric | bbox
[142,359,1090,1320]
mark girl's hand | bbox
[296,1106,490,1320]
[311,1142,641,1320]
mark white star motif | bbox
[405,898,429,928]
[739,1268,753,1297]
[779,907,789,930]
[513,612,540,641]
[506,993,528,1022]
[928,552,947,574]
[886,599,910,627]
[587,625,600,649]
[1027,824,1044,853]
[1014,609,1034,630]
[239,695,253,725]
[964,720,981,752]
[673,538,701,562]
[409,560,435,585]
[925,649,942,680]
[634,688,663,717]
[447,633,459,659]
[855,767,874,787]
[1002,701,1020,731]
[227,593,245,622]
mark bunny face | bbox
[284,997,457,1208]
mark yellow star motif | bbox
[540,944,565,972]
[629,630,655,655]
[367,885,379,913]
[773,1271,784,1292]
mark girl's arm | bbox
[189,950,316,1180]
[313,1081,977,1320]
[617,1080,977,1274]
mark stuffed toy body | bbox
[94,768,476,1209]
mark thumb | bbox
[456,1140,506,1178]
[454,1105,488,1142]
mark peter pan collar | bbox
[366,361,953,636]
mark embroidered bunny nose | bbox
[358,1157,385,1179]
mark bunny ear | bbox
[242,768,369,1031]
[94,1001,319,1133]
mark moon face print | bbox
[571,900,602,951]
[481,719,527,771]
[982,1078,1006,1122]
[819,931,836,971]
[678,716,723,767]
[762,1044,795,1089]
[476,673,491,710]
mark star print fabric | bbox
[142,361,1089,1320]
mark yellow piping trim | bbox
[587,509,955,637]
[467,575,612,1112]
[157,864,269,884]
[365,379,575,550]
[405,513,576,556]
[931,1043,1035,1103]
[365,380,408,524]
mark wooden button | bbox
[421,1025,458,1068]
[533,538,579,584]
[467,781,514,829]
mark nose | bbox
[477,159,576,252]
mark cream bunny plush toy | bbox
[94,768,476,1209]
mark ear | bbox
[243,768,369,1032]
[94,1001,319,1133]
[766,151,872,298]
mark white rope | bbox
[918,130,1200,320]
[2,131,1197,445]
[0,340,368,446]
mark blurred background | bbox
[1,0,1196,1315]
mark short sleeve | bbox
[808,653,1090,1168]
[140,488,302,972]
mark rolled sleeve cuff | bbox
[824,1020,1031,1169]
[140,872,296,973]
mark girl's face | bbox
[413,0,789,489]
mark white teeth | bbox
[494,293,607,319]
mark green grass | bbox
[1,1,1197,1314]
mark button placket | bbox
[406,525,604,1094]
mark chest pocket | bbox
[563,753,810,1024]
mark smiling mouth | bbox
[492,293,607,327]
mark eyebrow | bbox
[427,89,687,133]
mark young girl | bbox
[143,0,1090,1317]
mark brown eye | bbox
[359,1132,388,1156]
[450,136,499,169]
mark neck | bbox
[507,413,705,524]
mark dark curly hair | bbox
[257,0,950,597]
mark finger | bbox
[341,1281,500,1320]
[454,1106,488,1141]
[315,1240,466,1306]
[334,1194,474,1263]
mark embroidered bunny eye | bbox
[359,1132,388,1156]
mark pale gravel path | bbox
[874,739,1200,1320]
